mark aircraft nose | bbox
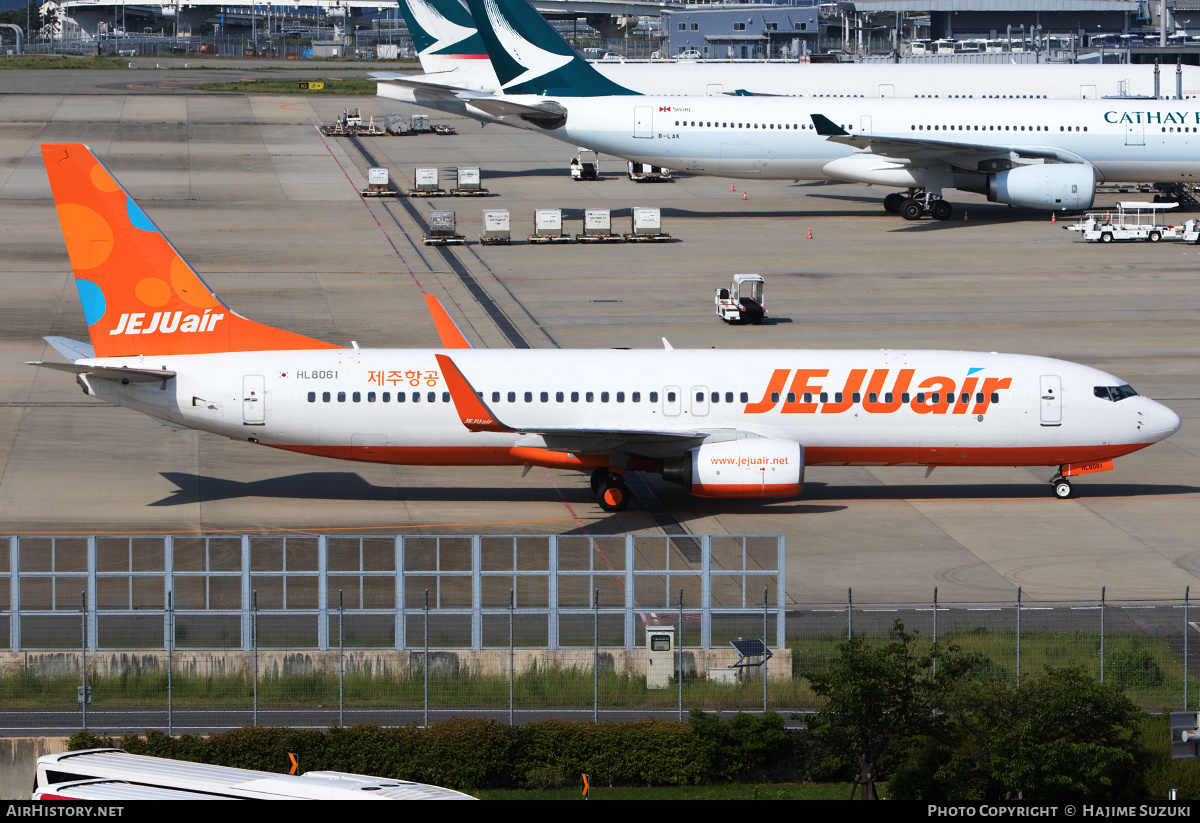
[1144,399,1181,441]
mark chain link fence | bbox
[0,534,785,733]
[0,535,1192,734]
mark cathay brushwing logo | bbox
[406,0,476,55]
[482,0,571,91]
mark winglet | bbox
[425,294,473,349]
[810,114,848,137]
[434,353,514,432]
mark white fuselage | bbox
[593,61,1200,101]
[76,348,1179,471]
[526,95,1200,183]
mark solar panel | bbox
[730,638,768,657]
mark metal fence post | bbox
[395,536,405,652]
[701,536,711,649]
[508,589,514,726]
[763,587,768,714]
[167,590,173,736]
[624,536,635,650]
[932,587,938,681]
[1016,586,1022,686]
[423,588,429,727]
[472,535,482,651]
[80,590,87,729]
[1100,586,1106,684]
[9,537,18,653]
[1186,586,1191,712]
[777,535,786,648]
[679,587,684,721]
[847,587,853,640]
[252,589,258,727]
[593,588,599,724]
[338,589,344,728]
[86,537,96,653]
[318,536,328,651]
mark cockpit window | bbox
[1094,385,1139,402]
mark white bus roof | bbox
[35,779,234,800]
[37,749,474,800]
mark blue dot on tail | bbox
[75,279,106,326]
[126,197,158,233]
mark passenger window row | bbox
[768,391,1001,405]
[911,124,1087,132]
[307,389,1001,407]
[308,391,450,403]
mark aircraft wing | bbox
[809,113,1090,168]
[435,353,716,457]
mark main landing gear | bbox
[883,189,955,222]
[590,468,631,512]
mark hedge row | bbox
[69,712,837,790]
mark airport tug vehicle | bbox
[715,274,766,324]
[571,148,599,180]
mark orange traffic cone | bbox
[730,183,736,192]
[1051,212,1057,224]
[807,228,813,240]
[963,211,968,223]
[742,191,747,200]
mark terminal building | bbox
[9,0,1200,65]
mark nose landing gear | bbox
[1050,472,1074,499]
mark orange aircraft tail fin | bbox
[41,143,341,358]
[425,294,472,349]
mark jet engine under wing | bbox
[808,113,1091,168]
[435,353,716,458]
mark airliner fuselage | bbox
[79,348,1178,471]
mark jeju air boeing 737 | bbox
[34,143,1180,511]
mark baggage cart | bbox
[359,167,395,198]
[624,207,671,241]
[424,210,465,245]
[528,208,572,243]
[576,208,622,242]
[451,166,490,196]
[408,167,447,197]
[479,209,511,245]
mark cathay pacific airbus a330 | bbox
[33,144,1179,511]
[376,0,1200,220]
[386,0,1200,100]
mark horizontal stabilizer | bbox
[27,361,176,383]
[43,336,95,363]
